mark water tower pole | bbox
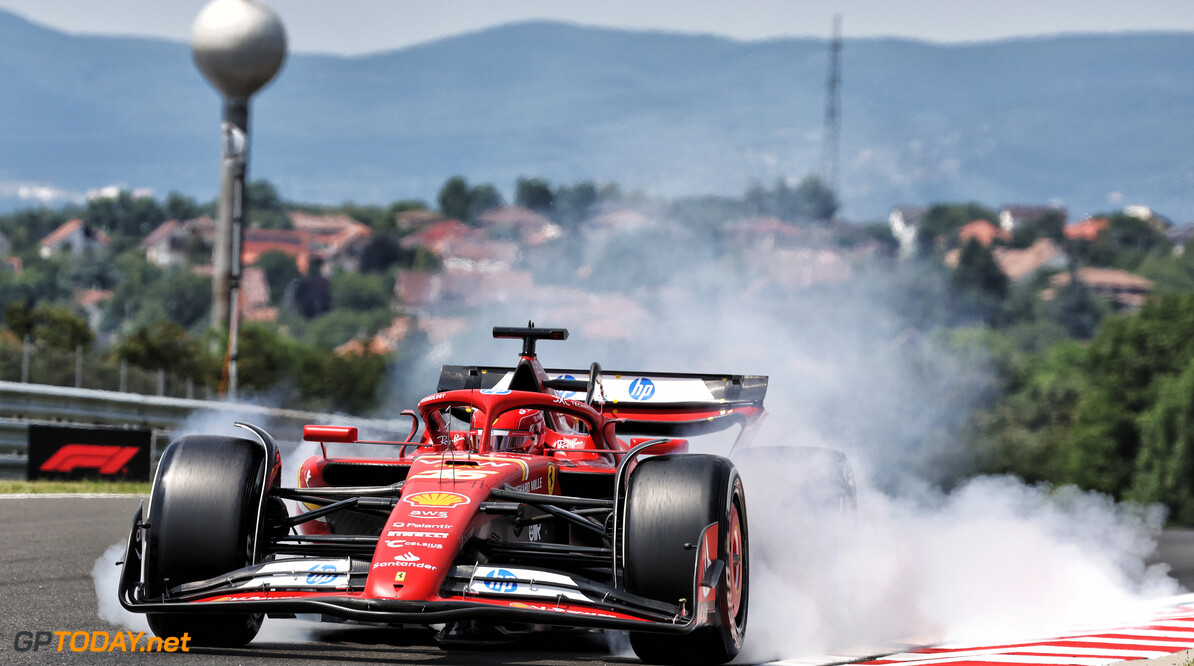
[191,0,286,400]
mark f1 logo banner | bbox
[26,425,151,481]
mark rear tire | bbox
[145,435,265,647]
[624,455,748,665]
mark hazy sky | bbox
[1,0,1191,55]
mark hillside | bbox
[1,11,1191,220]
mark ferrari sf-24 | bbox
[117,324,855,664]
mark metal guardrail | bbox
[0,381,410,476]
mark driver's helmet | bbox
[489,409,546,452]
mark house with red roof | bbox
[39,219,110,259]
[400,219,472,255]
[958,219,1010,247]
[476,206,562,246]
[994,238,1068,281]
[1063,217,1109,242]
[1047,267,1153,310]
[141,217,216,267]
[141,212,371,275]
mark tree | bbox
[254,250,300,305]
[467,183,504,220]
[740,175,840,223]
[101,250,212,331]
[85,190,166,238]
[436,176,504,223]
[112,321,216,383]
[330,272,392,312]
[2,301,94,351]
[554,181,598,227]
[515,177,554,212]
[1087,212,1169,270]
[391,200,427,214]
[788,174,839,222]
[1059,293,1194,498]
[246,179,290,229]
[234,323,390,412]
[298,309,393,349]
[152,271,212,329]
[1047,274,1105,339]
[164,192,203,221]
[294,259,332,319]
[969,339,1087,484]
[951,238,1008,322]
[236,324,300,391]
[1009,210,1065,248]
[359,236,415,274]
[68,251,119,290]
[1063,389,1138,496]
[437,176,471,221]
[1130,359,1194,523]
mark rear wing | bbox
[437,365,768,408]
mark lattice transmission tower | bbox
[820,14,842,195]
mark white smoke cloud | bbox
[740,476,1178,662]
[402,202,1184,662]
[93,542,150,634]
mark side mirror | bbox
[303,425,358,443]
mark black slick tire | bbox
[145,435,265,647]
[623,454,748,665]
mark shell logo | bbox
[402,491,471,508]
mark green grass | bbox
[0,479,151,494]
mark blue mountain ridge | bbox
[1,11,1191,220]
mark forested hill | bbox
[2,10,1192,220]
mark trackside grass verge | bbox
[0,480,151,494]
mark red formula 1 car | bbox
[118,325,786,664]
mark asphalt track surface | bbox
[3,496,1194,666]
[0,496,640,666]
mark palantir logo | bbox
[483,569,518,593]
[306,564,338,585]
[628,378,655,401]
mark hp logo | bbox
[306,564,338,585]
[483,569,518,593]
[628,378,656,401]
[554,374,577,399]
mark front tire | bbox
[145,435,265,647]
[623,455,748,665]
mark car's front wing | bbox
[116,505,720,636]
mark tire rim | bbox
[727,499,744,620]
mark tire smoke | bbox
[403,215,1185,662]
